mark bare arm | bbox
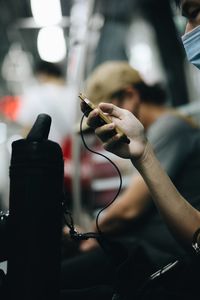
[94,175,150,233]
[134,142,200,246]
[85,103,200,247]
[79,175,150,251]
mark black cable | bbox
[79,113,123,236]
[63,113,123,240]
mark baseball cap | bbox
[84,61,143,104]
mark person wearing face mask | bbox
[182,22,200,69]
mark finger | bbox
[102,133,124,151]
[98,103,123,119]
[95,123,117,142]
[87,109,106,129]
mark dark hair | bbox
[34,60,64,78]
[133,82,167,105]
[111,82,167,105]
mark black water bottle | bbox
[6,114,64,300]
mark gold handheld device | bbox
[79,93,130,144]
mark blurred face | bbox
[182,0,200,32]
[110,87,141,117]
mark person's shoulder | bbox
[147,112,200,145]
[152,112,199,133]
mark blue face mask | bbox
[182,25,200,70]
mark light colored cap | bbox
[84,61,143,104]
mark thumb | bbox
[98,103,124,119]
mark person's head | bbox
[176,0,200,33]
[176,0,200,69]
[34,60,65,84]
[85,61,167,126]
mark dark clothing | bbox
[61,248,116,289]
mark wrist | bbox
[131,141,153,167]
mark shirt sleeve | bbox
[147,115,193,179]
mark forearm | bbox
[94,196,135,234]
[93,176,149,234]
[94,208,128,234]
[133,142,200,246]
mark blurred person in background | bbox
[61,61,200,292]
[15,60,77,147]
[15,60,78,206]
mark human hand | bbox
[79,238,99,252]
[82,102,147,160]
